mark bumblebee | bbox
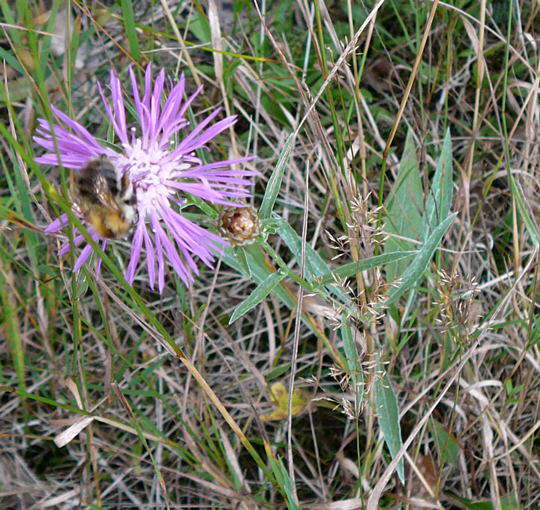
[72,155,137,239]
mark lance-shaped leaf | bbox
[229,271,285,324]
[385,213,457,307]
[384,129,425,281]
[425,128,454,237]
[375,371,405,483]
[259,133,296,218]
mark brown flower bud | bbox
[218,206,260,246]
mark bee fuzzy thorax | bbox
[73,155,137,239]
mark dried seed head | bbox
[435,269,481,338]
[218,206,260,246]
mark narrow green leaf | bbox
[188,11,211,42]
[0,124,40,272]
[340,323,363,414]
[449,493,520,510]
[375,371,404,483]
[0,47,24,74]
[385,213,456,306]
[509,175,540,246]
[384,128,425,281]
[425,128,453,236]
[274,216,329,279]
[266,363,292,381]
[320,251,417,285]
[221,246,289,303]
[259,133,295,218]
[120,0,141,60]
[235,246,252,278]
[430,418,459,466]
[229,271,285,324]
[0,272,25,394]
[267,453,301,510]
[221,246,343,364]
[0,1,21,46]
[273,215,350,302]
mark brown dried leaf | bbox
[405,454,441,510]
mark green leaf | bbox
[221,246,287,300]
[340,323,363,414]
[449,493,520,510]
[0,1,21,46]
[425,128,453,236]
[385,213,457,307]
[266,363,291,381]
[273,215,350,302]
[0,271,26,394]
[235,246,252,278]
[384,129,425,281]
[266,452,301,510]
[430,418,459,466]
[188,11,211,43]
[120,0,141,60]
[509,175,540,246]
[274,216,330,279]
[0,47,24,74]
[375,371,404,483]
[229,271,285,324]
[221,246,337,355]
[259,134,295,218]
[1,147,39,270]
[320,251,417,285]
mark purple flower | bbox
[35,65,256,292]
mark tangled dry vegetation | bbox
[0,1,538,509]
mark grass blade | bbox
[265,443,301,510]
[120,0,141,60]
[0,268,26,394]
[509,175,540,247]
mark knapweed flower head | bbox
[34,65,256,292]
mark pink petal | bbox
[126,219,145,283]
[73,244,94,272]
[45,214,69,233]
[129,66,146,133]
[109,70,128,143]
[142,225,156,290]
[95,240,107,277]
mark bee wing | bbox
[72,159,123,215]
[92,173,120,209]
